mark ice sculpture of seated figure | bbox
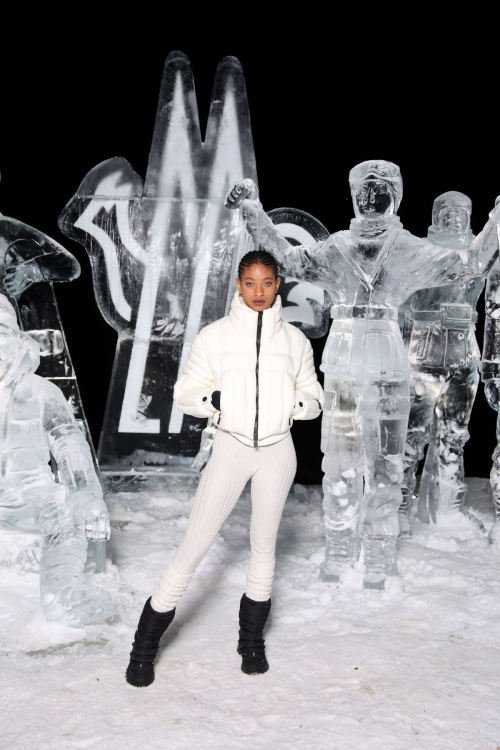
[0,295,114,625]
[226,164,499,589]
[399,192,491,533]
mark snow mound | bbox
[1,480,500,749]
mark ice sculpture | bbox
[59,52,331,479]
[482,198,500,542]
[226,163,499,588]
[0,204,93,449]
[399,192,491,534]
[58,52,257,475]
[0,295,114,625]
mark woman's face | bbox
[236,263,281,311]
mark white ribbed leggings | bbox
[151,429,297,612]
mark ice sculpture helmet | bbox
[349,160,403,218]
[432,191,471,233]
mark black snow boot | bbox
[237,594,271,675]
[125,597,175,687]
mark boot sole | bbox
[125,667,155,688]
[241,661,269,675]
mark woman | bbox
[126,250,324,687]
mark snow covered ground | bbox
[1,479,500,750]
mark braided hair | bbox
[237,250,278,279]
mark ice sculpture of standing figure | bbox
[226,164,499,588]
[481,200,500,542]
[399,192,492,533]
[0,295,114,625]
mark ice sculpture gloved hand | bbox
[3,260,44,297]
[225,179,262,241]
[485,381,500,411]
[225,179,259,209]
[67,491,111,541]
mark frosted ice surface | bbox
[226,163,500,588]
[0,295,114,625]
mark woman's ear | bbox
[236,277,242,295]
[275,275,281,291]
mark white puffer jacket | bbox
[174,292,324,447]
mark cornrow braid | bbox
[237,250,278,279]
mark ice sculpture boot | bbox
[488,495,500,545]
[237,594,271,675]
[363,536,398,590]
[40,527,116,627]
[398,488,413,539]
[320,529,357,582]
[489,519,500,546]
[126,598,175,688]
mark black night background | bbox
[1,25,496,483]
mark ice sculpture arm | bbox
[174,333,218,419]
[3,232,80,297]
[462,209,499,277]
[225,181,339,296]
[412,211,499,290]
[292,336,324,421]
[41,380,109,540]
[34,250,81,281]
[258,209,338,293]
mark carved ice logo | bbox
[59,53,331,473]
[59,53,258,469]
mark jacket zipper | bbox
[253,311,263,447]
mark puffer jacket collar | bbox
[229,291,282,339]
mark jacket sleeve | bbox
[173,333,218,419]
[292,336,324,421]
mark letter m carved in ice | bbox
[59,52,257,471]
